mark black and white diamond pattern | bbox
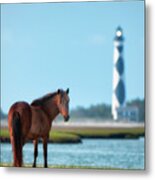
[114,44,125,106]
[112,27,125,120]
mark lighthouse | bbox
[112,26,126,120]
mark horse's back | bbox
[27,106,51,139]
[8,101,32,138]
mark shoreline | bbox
[0,127,145,144]
[1,121,145,143]
[1,118,144,128]
[0,163,144,170]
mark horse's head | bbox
[57,88,70,122]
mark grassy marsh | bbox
[0,126,144,143]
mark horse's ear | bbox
[57,89,61,94]
[66,88,69,94]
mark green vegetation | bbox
[0,108,7,119]
[0,128,81,143]
[49,131,81,143]
[0,126,144,144]
[52,126,144,139]
[0,162,130,170]
[127,99,145,122]
[70,98,145,121]
[70,104,112,119]
[0,128,10,137]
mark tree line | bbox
[70,98,145,122]
[0,98,145,122]
[0,108,7,119]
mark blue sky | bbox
[1,1,144,113]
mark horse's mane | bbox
[31,92,57,107]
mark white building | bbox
[117,106,139,121]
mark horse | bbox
[8,88,70,168]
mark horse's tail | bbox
[11,111,23,167]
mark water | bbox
[1,138,144,169]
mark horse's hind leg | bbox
[33,139,38,167]
[43,137,48,168]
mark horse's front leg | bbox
[33,139,38,167]
[43,136,48,168]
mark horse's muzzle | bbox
[64,115,70,122]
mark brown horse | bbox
[8,88,70,168]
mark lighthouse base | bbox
[113,106,139,121]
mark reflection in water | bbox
[1,138,144,169]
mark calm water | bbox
[1,138,144,169]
